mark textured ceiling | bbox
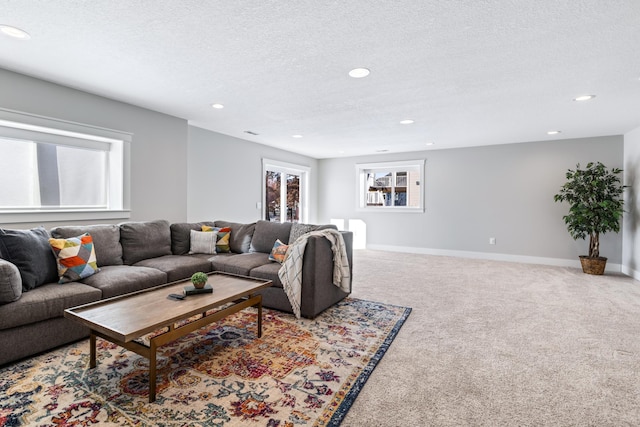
[1,1,640,159]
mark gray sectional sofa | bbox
[0,219,353,366]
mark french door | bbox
[263,159,309,223]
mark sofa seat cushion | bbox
[249,262,283,288]
[134,255,213,283]
[80,265,167,299]
[211,253,270,276]
[50,224,123,267]
[0,282,101,330]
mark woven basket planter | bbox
[579,256,607,275]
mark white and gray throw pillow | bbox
[189,229,218,255]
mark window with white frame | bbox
[356,160,425,212]
[0,108,130,223]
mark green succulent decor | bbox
[554,162,626,274]
[190,272,208,289]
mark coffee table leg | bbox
[149,342,157,403]
[89,332,96,368]
[257,296,263,338]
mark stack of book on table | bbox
[184,284,213,295]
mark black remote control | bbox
[168,293,185,300]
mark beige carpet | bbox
[341,250,640,427]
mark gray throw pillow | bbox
[0,226,59,291]
[119,220,172,265]
[0,259,22,304]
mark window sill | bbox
[357,207,424,213]
[0,210,131,224]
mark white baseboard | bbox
[621,265,640,280]
[366,244,623,273]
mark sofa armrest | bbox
[298,231,353,317]
[340,231,353,291]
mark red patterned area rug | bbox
[0,298,411,427]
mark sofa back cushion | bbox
[50,224,123,267]
[170,221,216,255]
[0,227,59,291]
[120,220,172,265]
[214,221,256,253]
[249,220,292,253]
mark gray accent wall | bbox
[623,126,640,278]
[0,68,188,229]
[318,136,624,265]
[1,67,633,271]
[187,126,318,224]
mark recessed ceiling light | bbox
[292,134,303,138]
[211,103,224,109]
[348,68,370,78]
[425,142,435,146]
[376,149,389,153]
[547,130,561,135]
[573,95,595,102]
[400,119,414,125]
[0,25,31,40]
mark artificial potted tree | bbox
[554,162,625,275]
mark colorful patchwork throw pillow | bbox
[269,239,289,264]
[202,225,231,253]
[189,229,218,255]
[49,233,99,283]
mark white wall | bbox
[187,126,319,224]
[318,136,624,268]
[622,126,640,279]
[0,68,189,229]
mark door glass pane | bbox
[265,171,281,222]
[286,174,300,223]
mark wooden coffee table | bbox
[64,272,272,402]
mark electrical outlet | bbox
[489,237,496,245]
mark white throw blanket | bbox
[278,228,351,318]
